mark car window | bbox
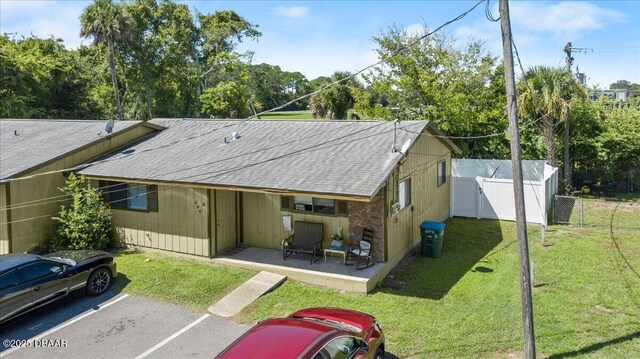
[314,337,359,359]
[17,262,64,282]
[0,270,23,291]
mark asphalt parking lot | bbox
[0,290,248,359]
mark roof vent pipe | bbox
[392,118,400,153]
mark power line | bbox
[401,110,549,139]
[0,121,367,211]
[485,0,500,22]
[245,0,486,119]
[1,0,485,188]
[571,46,640,53]
[511,35,526,76]
[0,109,553,213]
[1,0,490,212]
[1,121,426,225]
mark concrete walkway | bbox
[208,271,287,317]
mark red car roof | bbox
[217,318,336,358]
[289,307,376,335]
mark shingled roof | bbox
[0,120,142,181]
[78,119,459,200]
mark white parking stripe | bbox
[134,314,210,359]
[1,294,129,357]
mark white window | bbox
[399,178,411,209]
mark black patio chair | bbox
[347,228,374,270]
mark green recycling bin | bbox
[420,221,445,258]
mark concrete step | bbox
[207,271,287,317]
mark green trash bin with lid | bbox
[420,221,445,258]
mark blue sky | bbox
[1,1,639,88]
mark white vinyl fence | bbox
[450,159,559,225]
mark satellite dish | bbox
[105,119,114,134]
[400,139,411,155]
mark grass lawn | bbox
[258,110,314,120]
[561,197,640,229]
[112,251,256,312]
[236,218,640,358]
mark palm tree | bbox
[80,0,132,121]
[518,66,583,187]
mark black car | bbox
[0,250,116,324]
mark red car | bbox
[217,307,385,359]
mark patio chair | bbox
[347,228,374,270]
[282,221,323,264]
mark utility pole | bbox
[563,42,574,190]
[564,42,573,72]
[498,1,536,358]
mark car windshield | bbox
[292,316,360,333]
[46,257,76,267]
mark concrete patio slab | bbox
[208,271,287,317]
[211,247,389,293]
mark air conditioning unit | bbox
[390,202,401,215]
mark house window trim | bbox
[99,180,159,213]
[397,177,412,213]
[437,160,447,187]
[280,196,348,217]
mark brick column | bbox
[348,189,385,262]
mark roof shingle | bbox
[78,119,435,199]
[0,120,141,180]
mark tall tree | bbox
[80,0,133,121]
[518,66,584,182]
[309,72,361,120]
[353,25,506,157]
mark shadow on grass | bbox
[547,331,640,358]
[378,218,504,299]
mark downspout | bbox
[208,189,213,258]
[6,182,13,253]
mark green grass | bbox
[258,110,314,120]
[562,197,640,229]
[112,251,256,312]
[236,218,640,358]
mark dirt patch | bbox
[380,246,421,291]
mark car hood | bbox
[44,250,111,265]
[289,307,376,335]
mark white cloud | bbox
[273,6,309,19]
[510,1,626,39]
[404,23,425,37]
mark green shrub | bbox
[49,173,112,251]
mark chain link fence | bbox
[553,195,640,230]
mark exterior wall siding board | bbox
[243,193,350,250]
[109,185,209,257]
[386,131,452,263]
[4,125,154,253]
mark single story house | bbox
[75,118,461,273]
[0,119,162,254]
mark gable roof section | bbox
[0,119,144,181]
[78,119,453,200]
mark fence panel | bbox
[553,195,640,230]
[553,195,583,225]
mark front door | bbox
[216,190,237,253]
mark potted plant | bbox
[330,226,343,249]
